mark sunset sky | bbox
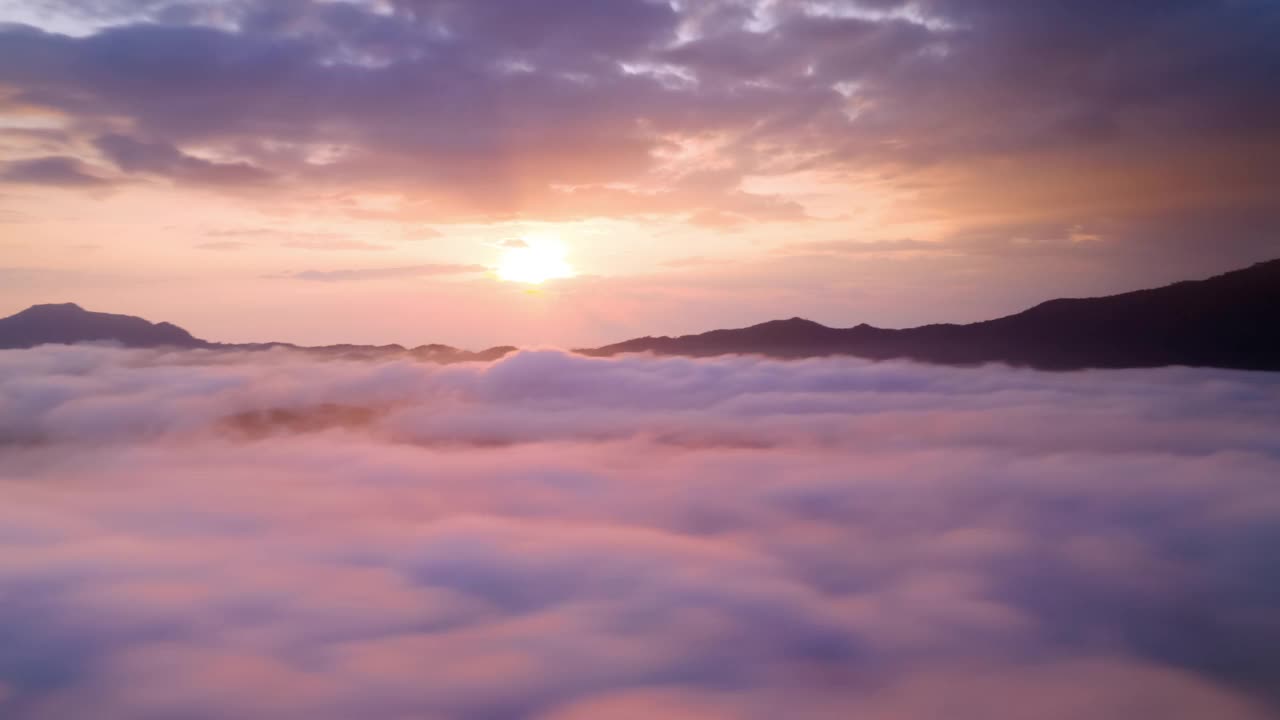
[2,0,1278,347]
[3,5,1280,717]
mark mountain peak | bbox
[750,317,829,331]
[0,303,207,350]
[16,302,87,315]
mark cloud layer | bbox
[2,346,1279,718]
[2,0,1278,232]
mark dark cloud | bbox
[0,1,1277,257]
[4,2,1277,167]
[0,346,1278,718]
[390,0,680,58]
[94,133,273,186]
[0,156,107,186]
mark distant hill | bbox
[0,302,514,363]
[582,259,1280,371]
[4,259,1279,371]
[223,341,518,363]
[0,303,208,350]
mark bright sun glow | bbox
[497,237,574,284]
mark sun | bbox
[497,237,574,284]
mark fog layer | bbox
[2,346,1279,719]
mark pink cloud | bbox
[0,346,1277,718]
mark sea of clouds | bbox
[2,345,1279,719]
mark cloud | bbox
[205,228,286,238]
[196,229,390,252]
[401,225,444,241]
[786,239,956,256]
[0,345,1278,718]
[94,133,273,186]
[2,0,1274,244]
[280,239,391,251]
[661,255,727,269]
[194,241,249,251]
[0,156,108,186]
[279,263,487,282]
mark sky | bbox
[1,0,1278,347]
[3,345,1280,718]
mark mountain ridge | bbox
[581,258,1280,371]
[2,259,1278,371]
[0,302,515,363]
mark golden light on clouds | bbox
[497,236,574,284]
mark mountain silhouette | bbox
[3,259,1278,371]
[0,303,208,350]
[0,303,513,362]
[583,259,1280,371]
